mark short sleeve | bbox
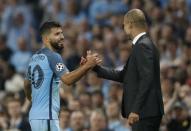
[25,65,31,80]
[48,53,69,78]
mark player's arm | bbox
[24,80,32,101]
[61,63,93,85]
[61,52,101,85]
[51,51,101,86]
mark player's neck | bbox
[44,43,62,54]
[44,43,56,52]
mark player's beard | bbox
[50,39,64,53]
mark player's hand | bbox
[87,50,102,65]
[127,112,139,126]
[80,56,87,66]
[85,50,102,68]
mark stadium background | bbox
[0,0,191,131]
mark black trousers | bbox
[132,116,162,131]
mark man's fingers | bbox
[132,116,139,122]
[127,116,139,126]
[127,118,130,125]
[81,57,86,62]
[87,50,92,56]
[92,53,99,57]
[80,56,85,61]
[136,117,139,122]
[127,118,134,126]
[80,57,87,65]
[96,59,102,65]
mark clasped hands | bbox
[80,50,102,68]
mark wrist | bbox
[82,63,92,70]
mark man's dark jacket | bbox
[94,34,164,119]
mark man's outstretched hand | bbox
[127,112,140,126]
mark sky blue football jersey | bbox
[25,47,69,120]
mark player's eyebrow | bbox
[58,30,63,34]
[55,30,63,35]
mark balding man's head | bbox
[123,9,147,40]
[124,9,147,29]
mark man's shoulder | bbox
[136,35,153,49]
[138,34,152,43]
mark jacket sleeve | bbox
[131,43,154,114]
[93,65,127,83]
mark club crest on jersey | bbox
[56,63,64,71]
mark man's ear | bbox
[129,22,133,29]
[43,35,49,43]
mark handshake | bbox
[79,50,102,69]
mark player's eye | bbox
[55,32,59,35]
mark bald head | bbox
[124,9,147,29]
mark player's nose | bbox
[60,35,64,40]
[60,37,64,42]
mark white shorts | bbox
[29,119,60,131]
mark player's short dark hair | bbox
[39,21,62,36]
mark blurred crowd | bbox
[0,0,191,131]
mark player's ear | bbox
[43,35,49,43]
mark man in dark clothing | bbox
[92,9,164,131]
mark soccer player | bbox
[24,21,101,131]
